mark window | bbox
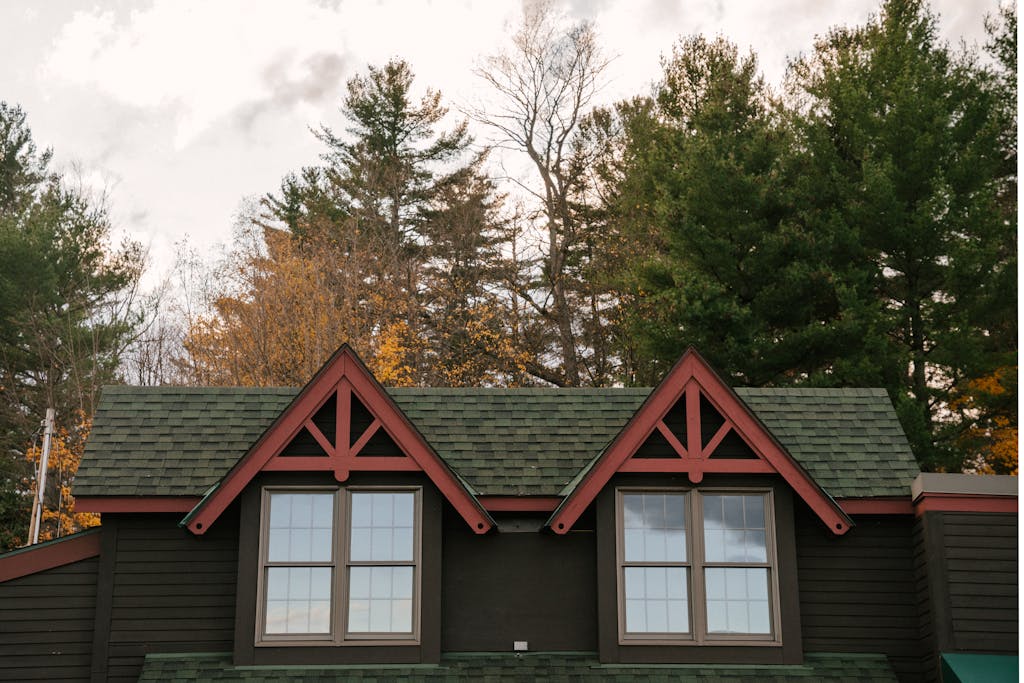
[257,487,420,645]
[616,489,779,645]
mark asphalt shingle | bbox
[137,651,899,682]
[75,386,920,499]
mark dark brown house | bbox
[0,346,1017,682]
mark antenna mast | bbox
[28,408,55,545]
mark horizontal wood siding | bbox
[441,509,598,652]
[0,557,99,682]
[104,510,239,683]
[912,517,939,682]
[795,507,923,682]
[935,511,1017,653]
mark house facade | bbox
[0,346,1016,682]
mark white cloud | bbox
[43,0,356,149]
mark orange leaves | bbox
[951,366,1018,475]
[25,411,100,542]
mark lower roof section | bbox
[138,651,898,682]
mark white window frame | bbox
[255,486,422,646]
[615,487,782,646]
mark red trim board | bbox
[0,531,101,583]
[914,493,1017,516]
[838,498,915,515]
[547,348,853,536]
[75,496,201,513]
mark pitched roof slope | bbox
[76,386,919,500]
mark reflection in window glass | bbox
[267,493,334,563]
[264,566,332,634]
[623,566,689,633]
[347,566,413,633]
[705,567,770,634]
[350,492,415,562]
[703,494,767,563]
[622,493,687,563]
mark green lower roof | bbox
[941,653,1018,683]
[76,386,919,499]
[138,651,898,682]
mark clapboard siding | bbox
[103,510,239,683]
[938,512,1017,653]
[912,517,939,682]
[0,557,99,682]
[796,508,923,683]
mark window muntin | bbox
[702,494,771,635]
[257,487,420,645]
[345,491,417,637]
[617,489,779,645]
[262,492,335,638]
[620,493,690,634]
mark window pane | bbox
[348,566,414,633]
[623,567,689,633]
[622,493,687,563]
[704,568,771,635]
[702,494,767,562]
[267,493,334,562]
[264,567,332,635]
[350,492,415,562]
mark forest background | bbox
[0,0,1016,549]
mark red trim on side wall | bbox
[0,530,101,583]
[75,496,201,513]
[478,496,562,512]
[914,493,1017,516]
[838,498,914,515]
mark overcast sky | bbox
[0,0,997,287]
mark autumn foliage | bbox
[25,412,100,542]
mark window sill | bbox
[256,638,421,648]
[618,637,782,647]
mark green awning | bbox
[941,653,1018,683]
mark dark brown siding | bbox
[441,511,598,651]
[101,509,239,683]
[795,507,922,682]
[912,517,939,682]
[0,556,98,682]
[921,511,1018,655]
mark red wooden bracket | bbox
[548,348,853,536]
[182,346,493,535]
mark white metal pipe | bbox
[29,409,55,545]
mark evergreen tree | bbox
[610,36,875,387]
[787,0,1013,470]
[0,103,145,549]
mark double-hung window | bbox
[617,488,779,645]
[257,487,420,644]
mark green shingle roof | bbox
[76,385,919,500]
[138,651,899,682]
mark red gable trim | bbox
[547,348,853,536]
[182,345,493,536]
[76,496,200,513]
[0,531,101,583]
[839,497,915,515]
[914,493,1017,516]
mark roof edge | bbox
[0,528,101,583]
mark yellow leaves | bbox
[371,321,422,388]
[25,411,100,542]
[952,366,1018,476]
